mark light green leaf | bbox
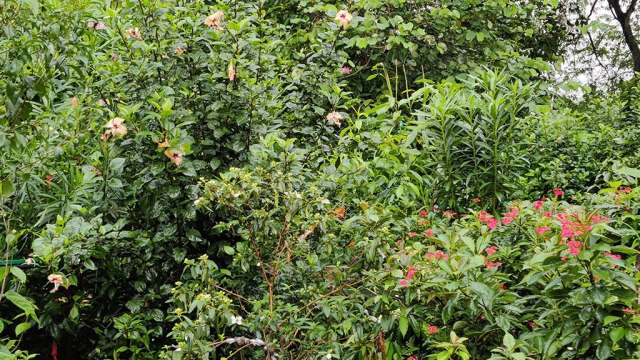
[399,316,408,337]
[10,267,26,283]
[0,180,14,197]
[4,291,37,318]
[15,322,32,336]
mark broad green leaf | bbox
[4,291,37,318]
[0,180,14,197]
[10,267,26,283]
[399,315,408,337]
[15,322,31,336]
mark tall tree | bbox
[607,0,640,72]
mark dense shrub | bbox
[0,0,639,359]
[169,135,640,359]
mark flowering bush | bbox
[1,0,639,358]
[160,136,640,359]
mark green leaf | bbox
[399,315,408,337]
[69,305,79,320]
[109,158,126,174]
[503,333,516,350]
[15,322,32,336]
[0,180,14,197]
[4,291,37,318]
[470,282,495,310]
[223,246,235,255]
[603,315,620,326]
[609,327,625,343]
[10,267,26,283]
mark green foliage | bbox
[180,135,640,359]
[0,0,639,358]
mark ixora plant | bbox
[161,135,640,359]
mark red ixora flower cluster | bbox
[501,207,519,225]
[477,210,498,230]
[425,250,448,262]
[399,266,416,287]
[535,226,550,235]
[427,324,439,334]
[555,213,592,257]
[484,245,502,269]
[553,188,564,198]
[485,246,498,256]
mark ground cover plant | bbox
[0,0,639,359]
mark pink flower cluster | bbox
[484,245,502,269]
[477,210,498,230]
[425,250,448,262]
[533,199,545,210]
[535,226,550,235]
[484,260,502,270]
[399,266,416,287]
[501,207,519,225]
[566,240,582,256]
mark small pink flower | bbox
[501,216,514,225]
[477,210,492,222]
[47,274,64,293]
[87,21,107,30]
[485,246,498,256]
[533,199,544,210]
[623,307,635,314]
[326,111,344,127]
[604,252,622,261]
[618,186,632,194]
[567,240,582,256]
[407,356,417,360]
[501,207,517,224]
[399,279,409,287]
[484,260,502,270]
[339,66,352,75]
[164,149,184,166]
[419,209,429,218]
[126,27,142,40]
[335,10,353,29]
[543,211,553,218]
[553,188,564,197]
[405,266,416,281]
[104,117,127,138]
[561,222,574,239]
[407,231,418,238]
[535,226,551,235]
[424,228,434,238]
[427,324,439,335]
[478,210,499,230]
[204,11,225,30]
[425,250,448,261]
